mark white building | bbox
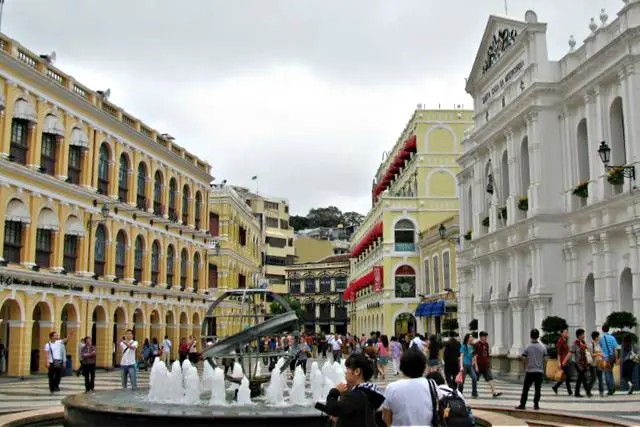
[457,4,640,373]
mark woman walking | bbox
[620,334,639,394]
[80,336,96,392]
[377,335,389,380]
[444,336,461,388]
[428,334,441,372]
[390,336,402,376]
[590,331,605,397]
[459,333,478,398]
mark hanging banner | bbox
[373,266,383,292]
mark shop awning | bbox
[70,127,89,148]
[415,302,430,317]
[13,99,36,122]
[5,199,30,223]
[431,300,445,317]
[43,114,65,136]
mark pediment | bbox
[466,15,528,92]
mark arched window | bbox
[168,179,177,221]
[180,249,188,289]
[136,163,147,210]
[153,171,163,216]
[35,228,53,268]
[304,301,316,325]
[521,136,531,194]
[182,185,190,226]
[151,241,160,286]
[610,97,626,166]
[97,144,110,195]
[115,231,127,279]
[319,301,331,322]
[193,252,200,291]
[166,245,175,287]
[118,154,129,202]
[394,219,415,251]
[134,235,144,283]
[40,117,60,176]
[10,117,30,165]
[195,192,202,230]
[94,225,106,276]
[395,265,416,298]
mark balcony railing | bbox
[63,255,76,273]
[394,242,416,252]
[35,250,51,269]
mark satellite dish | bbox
[104,88,111,99]
[50,51,56,63]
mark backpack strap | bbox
[427,379,439,427]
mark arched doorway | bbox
[620,268,632,313]
[32,302,52,373]
[0,299,22,375]
[150,310,161,343]
[584,274,596,334]
[91,306,107,368]
[179,312,189,341]
[60,304,79,369]
[395,313,416,337]
[112,307,126,367]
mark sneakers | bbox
[515,405,526,410]
[492,392,503,398]
[534,405,540,410]
[628,382,634,395]
[551,385,558,395]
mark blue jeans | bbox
[121,364,137,390]
[603,367,615,393]
[459,364,478,396]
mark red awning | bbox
[399,149,411,160]
[404,134,417,152]
[350,221,383,258]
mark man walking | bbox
[599,324,619,395]
[45,330,74,393]
[516,328,547,410]
[120,329,138,390]
[162,335,172,365]
[569,329,592,398]
[474,332,502,398]
[552,328,572,396]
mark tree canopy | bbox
[290,206,365,231]
[270,295,304,320]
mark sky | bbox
[3,0,621,215]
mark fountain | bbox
[62,289,330,426]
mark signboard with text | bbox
[481,58,526,105]
[373,266,383,292]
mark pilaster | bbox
[490,299,509,355]
[508,297,528,357]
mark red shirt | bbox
[474,341,490,372]
[556,336,569,364]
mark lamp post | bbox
[597,140,636,180]
[438,224,459,245]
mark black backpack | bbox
[428,380,473,427]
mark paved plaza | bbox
[0,359,639,425]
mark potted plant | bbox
[541,315,568,379]
[481,216,490,228]
[468,318,478,339]
[572,181,589,199]
[442,318,459,339]
[607,167,625,186]
[605,311,638,344]
[517,196,528,211]
[463,230,472,241]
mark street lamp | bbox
[598,141,635,180]
[438,224,459,244]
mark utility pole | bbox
[504,0,508,16]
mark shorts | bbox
[428,359,441,368]
[478,369,493,381]
[378,356,389,365]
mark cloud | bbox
[3,0,623,214]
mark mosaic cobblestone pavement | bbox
[0,359,639,425]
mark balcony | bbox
[394,242,416,252]
[136,195,147,211]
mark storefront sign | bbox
[481,59,525,105]
[373,266,383,292]
[0,275,14,287]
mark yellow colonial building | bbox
[416,215,459,336]
[0,33,213,377]
[207,185,264,337]
[233,187,295,294]
[347,108,472,338]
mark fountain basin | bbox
[62,390,328,427]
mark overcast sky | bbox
[4,0,621,215]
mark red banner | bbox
[373,266,383,292]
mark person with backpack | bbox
[382,348,440,426]
[569,329,592,398]
[315,353,385,427]
[426,371,474,427]
[599,324,619,395]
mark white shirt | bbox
[45,340,65,363]
[383,377,445,427]
[163,338,172,351]
[331,338,342,351]
[411,337,425,349]
[119,340,138,366]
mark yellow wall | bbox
[294,236,336,263]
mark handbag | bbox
[455,371,464,384]
[603,336,616,366]
[552,368,565,382]
[48,345,63,369]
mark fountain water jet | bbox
[168,360,184,402]
[209,367,228,406]
[310,362,324,403]
[265,358,286,406]
[236,376,253,405]
[289,365,309,406]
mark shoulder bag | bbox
[48,344,63,369]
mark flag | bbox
[251,176,258,180]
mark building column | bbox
[490,300,508,355]
[564,242,581,336]
[8,320,29,377]
[475,301,489,335]
[525,112,543,215]
[632,226,640,335]
[530,294,551,332]
[508,298,527,357]
[50,230,64,273]
[27,113,41,170]
[504,128,519,226]
[600,232,617,322]
[125,234,135,284]
[21,222,36,269]
[104,238,115,281]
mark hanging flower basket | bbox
[482,216,490,227]
[607,167,624,186]
[572,181,589,199]
[464,230,472,241]
[517,196,528,211]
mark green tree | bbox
[468,318,478,338]
[605,311,638,344]
[541,315,568,358]
[270,295,304,321]
[342,211,365,228]
[307,206,343,228]
[289,215,309,231]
